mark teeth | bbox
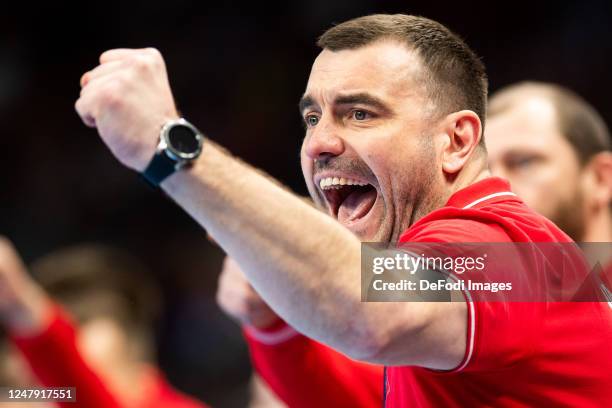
[318,177,368,190]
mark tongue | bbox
[338,187,377,224]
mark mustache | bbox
[313,157,375,181]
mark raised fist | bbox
[75,48,179,171]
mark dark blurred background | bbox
[0,0,610,406]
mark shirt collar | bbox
[445,177,518,209]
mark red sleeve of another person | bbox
[10,305,208,408]
[244,320,383,408]
[10,305,121,408]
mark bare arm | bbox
[165,141,378,357]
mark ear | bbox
[582,151,612,211]
[440,110,482,175]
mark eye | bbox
[505,154,542,173]
[508,156,536,169]
[305,114,320,128]
[515,157,535,167]
[351,110,370,121]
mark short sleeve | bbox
[401,217,546,373]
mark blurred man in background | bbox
[486,82,612,291]
[487,82,611,242]
[0,238,205,408]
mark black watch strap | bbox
[142,151,177,187]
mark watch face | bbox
[167,124,200,156]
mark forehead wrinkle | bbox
[306,42,426,112]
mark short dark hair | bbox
[317,14,488,134]
[489,82,611,164]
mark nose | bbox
[303,117,345,161]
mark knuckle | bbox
[145,48,162,65]
[145,47,161,58]
[119,68,135,84]
[80,72,89,86]
[145,49,164,70]
[101,84,122,107]
[127,54,146,70]
[131,53,156,72]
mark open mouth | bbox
[318,176,378,224]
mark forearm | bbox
[162,141,369,354]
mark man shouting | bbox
[75,14,612,407]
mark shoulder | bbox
[401,197,569,244]
[401,211,513,243]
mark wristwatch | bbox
[142,118,204,187]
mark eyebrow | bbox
[298,95,315,114]
[298,92,393,116]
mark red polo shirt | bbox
[388,177,612,407]
[247,177,612,407]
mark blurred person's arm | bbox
[218,257,383,408]
[0,238,121,408]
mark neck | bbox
[411,158,491,229]
[579,208,612,269]
[582,208,612,242]
[448,155,491,201]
